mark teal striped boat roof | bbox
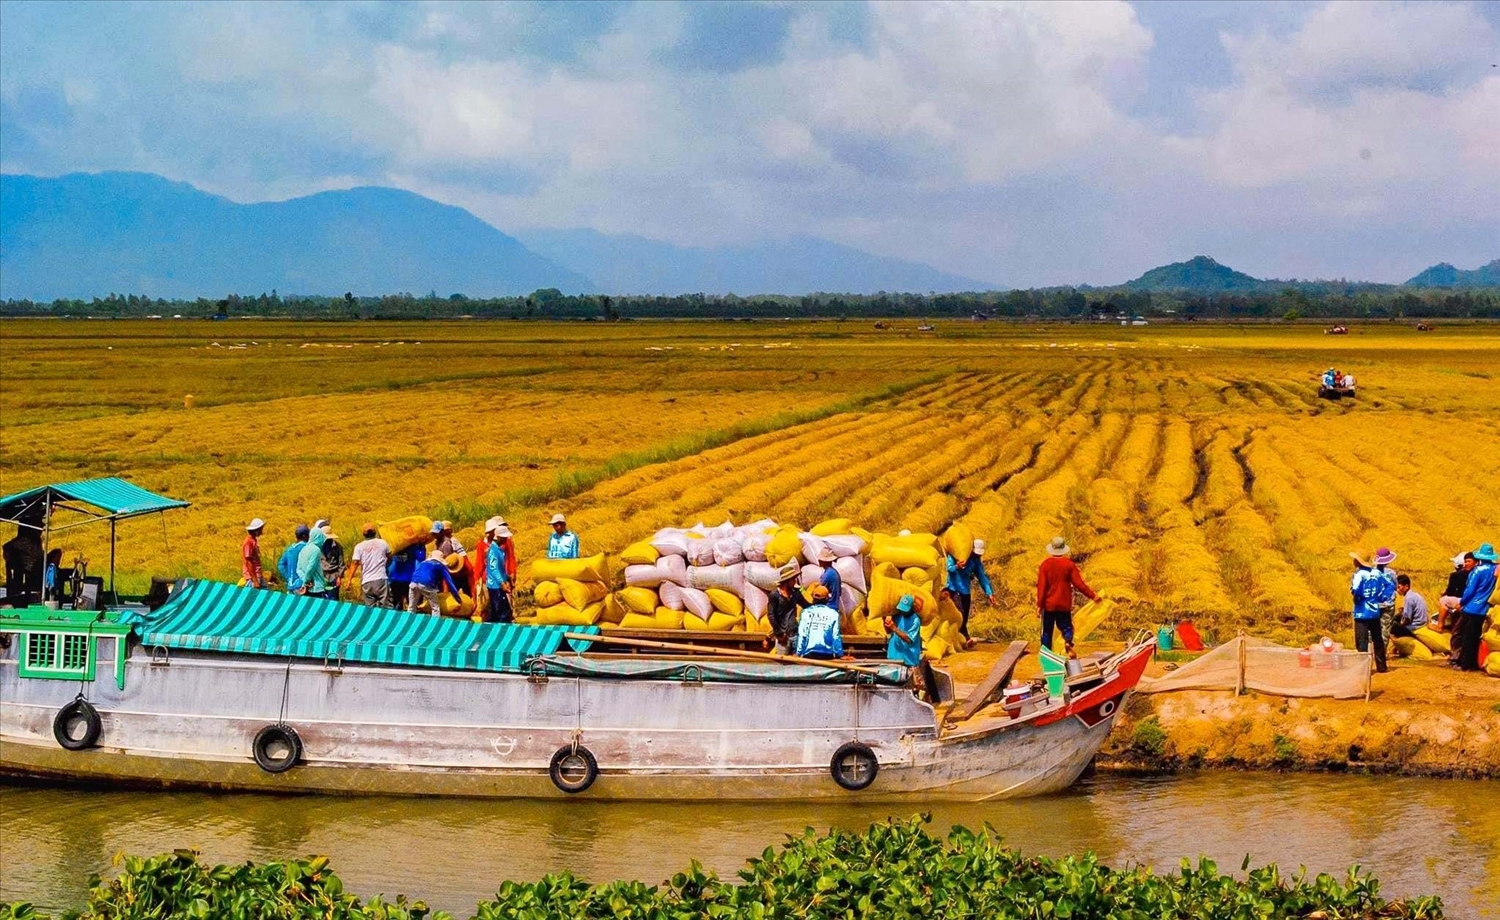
[124,580,595,673]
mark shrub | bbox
[1130,715,1169,757]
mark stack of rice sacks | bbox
[530,553,614,626]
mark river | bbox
[2,772,1495,918]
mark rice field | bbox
[3,318,1497,643]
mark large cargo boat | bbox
[1,579,1152,801]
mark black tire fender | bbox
[54,698,102,751]
[549,745,599,794]
[252,724,302,774]
[830,741,879,791]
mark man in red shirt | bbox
[242,518,266,588]
[1036,536,1097,657]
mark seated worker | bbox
[1323,368,1337,389]
[1437,552,1472,631]
[409,552,462,617]
[1391,574,1428,640]
[794,586,847,660]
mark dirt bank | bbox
[945,643,1500,778]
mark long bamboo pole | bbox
[562,631,887,677]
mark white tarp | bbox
[1139,636,1371,700]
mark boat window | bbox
[18,631,95,681]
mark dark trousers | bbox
[390,580,411,610]
[1456,614,1486,670]
[486,590,514,624]
[1042,610,1074,652]
[954,591,972,638]
[1354,618,1387,672]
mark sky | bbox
[1,0,1496,287]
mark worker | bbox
[945,538,995,650]
[765,561,807,655]
[314,519,346,601]
[242,518,266,588]
[884,594,923,666]
[794,585,846,660]
[3,526,44,607]
[484,522,514,623]
[1437,552,1473,632]
[1390,574,1428,640]
[446,552,473,598]
[1322,368,1337,389]
[1036,536,1098,657]
[547,513,579,559]
[277,524,309,593]
[350,523,393,608]
[296,525,333,599]
[816,546,842,607]
[1349,553,1388,674]
[1369,547,1398,636]
[1455,543,1496,671]
[409,551,462,617]
[387,536,428,611]
[435,521,464,557]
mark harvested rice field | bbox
[3,318,1497,644]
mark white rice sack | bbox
[658,581,687,611]
[681,586,713,619]
[656,553,688,586]
[744,561,782,591]
[704,520,735,540]
[839,584,865,617]
[822,534,867,558]
[798,532,827,564]
[747,518,778,533]
[833,555,868,593]
[799,564,822,589]
[625,564,666,588]
[651,529,690,557]
[687,563,746,594]
[742,532,770,562]
[743,583,769,620]
[713,537,745,566]
[686,538,716,567]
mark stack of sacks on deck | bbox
[609,518,964,660]
[531,554,613,626]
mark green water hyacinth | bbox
[1,817,1444,920]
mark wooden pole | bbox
[562,631,887,678]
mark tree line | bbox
[2,285,1497,320]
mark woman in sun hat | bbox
[1455,543,1496,671]
[1370,547,1399,638]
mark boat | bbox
[0,579,1153,801]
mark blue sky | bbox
[2,0,1496,286]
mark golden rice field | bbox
[3,318,1498,644]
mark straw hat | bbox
[1046,536,1070,556]
[549,513,567,525]
[246,518,265,532]
[1452,552,1468,569]
[817,546,838,563]
[445,553,466,574]
[776,560,800,584]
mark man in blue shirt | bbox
[408,552,462,617]
[816,547,842,608]
[547,513,580,559]
[884,594,922,666]
[484,523,514,623]
[794,586,844,660]
[945,538,995,650]
[278,524,309,593]
[387,540,426,611]
[1456,543,1497,671]
[1350,553,1388,673]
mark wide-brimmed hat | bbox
[776,560,800,584]
[1349,551,1370,568]
[494,525,513,539]
[484,516,502,533]
[445,553,466,573]
[1476,543,1498,563]
[817,546,838,563]
[314,519,329,531]
[1046,536,1070,556]
[973,538,986,556]
[430,521,445,534]
[246,518,265,532]
[1373,547,1397,566]
[549,513,567,525]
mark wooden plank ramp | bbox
[945,640,1029,724]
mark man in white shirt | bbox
[350,524,393,608]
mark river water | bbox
[2,772,1495,918]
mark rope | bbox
[277,658,293,725]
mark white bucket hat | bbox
[246,518,265,531]
[484,516,502,534]
[1046,536,1070,556]
[549,513,567,525]
[495,525,513,539]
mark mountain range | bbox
[1118,255,1499,293]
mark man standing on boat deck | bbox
[484,522,515,623]
[766,561,808,655]
[795,585,847,660]
[945,538,995,651]
[351,524,393,608]
[296,526,333,599]
[1036,536,1098,658]
[242,519,266,588]
[409,551,462,616]
[547,514,580,559]
[278,524,309,593]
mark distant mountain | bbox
[1405,260,1500,289]
[515,227,994,295]
[1121,255,1265,292]
[0,172,592,300]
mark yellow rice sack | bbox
[867,568,938,623]
[601,592,626,625]
[923,636,951,661]
[619,612,658,629]
[618,586,659,615]
[937,620,965,649]
[559,578,608,610]
[533,553,609,583]
[870,534,941,570]
[744,613,772,634]
[684,611,742,631]
[861,615,888,639]
[1412,626,1451,654]
[1487,653,1500,677]
[1483,628,1500,650]
[533,581,563,608]
[1051,598,1115,654]
[936,595,964,626]
[705,588,744,616]
[655,607,685,629]
[619,542,659,566]
[378,515,434,554]
[1392,637,1434,660]
[765,525,803,568]
[535,602,602,626]
[439,590,473,618]
[851,525,874,542]
[902,567,932,586]
[942,523,974,566]
[811,518,854,537]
